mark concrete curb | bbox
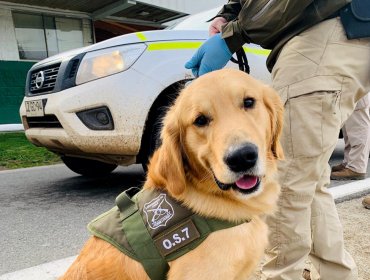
[0,124,24,132]
[330,178,370,203]
[0,256,76,280]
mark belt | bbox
[327,10,340,19]
[327,4,349,20]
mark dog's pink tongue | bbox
[235,175,258,190]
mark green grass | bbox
[0,132,61,169]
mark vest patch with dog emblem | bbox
[144,193,174,229]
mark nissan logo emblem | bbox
[35,71,45,89]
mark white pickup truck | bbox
[19,7,270,176]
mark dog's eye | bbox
[194,114,210,127]
[243,98,255,109]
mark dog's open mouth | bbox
[214,174,261,195]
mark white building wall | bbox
[82,19,94,46]
[0,7,19,60]
[0,0,226,61]
[139,0,225,14]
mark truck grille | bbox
[26,115,63,128]
[29,63,61,94]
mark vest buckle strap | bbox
[116,187,140,219]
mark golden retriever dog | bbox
[61,68,284,280]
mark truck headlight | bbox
[76,44,146,85]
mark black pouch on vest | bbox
[340,0,370,39]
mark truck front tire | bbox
[61,156,117,176]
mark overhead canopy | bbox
[3,0,187,27]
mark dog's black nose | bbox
[224,143,258,173]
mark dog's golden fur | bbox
[61,69,284,280]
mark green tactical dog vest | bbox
[88,187,249,280]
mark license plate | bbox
[25,100,44,117]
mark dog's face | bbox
[147,69,283,215]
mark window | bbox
[12,13,47,60]
[169,6,222,31]
[13,12,93,60]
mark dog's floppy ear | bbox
[263,86,284,160]
[147,106,187,196]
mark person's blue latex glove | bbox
[185,33,232,77]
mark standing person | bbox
[331,94,370,180]
[185,1,370,279]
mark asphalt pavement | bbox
[0,164,145,275]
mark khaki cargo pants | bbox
[342,94,370,174]
[262,18,370,280]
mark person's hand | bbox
[185,33,232,77]
[209,17,227,36]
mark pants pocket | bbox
[286,91,341,158]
